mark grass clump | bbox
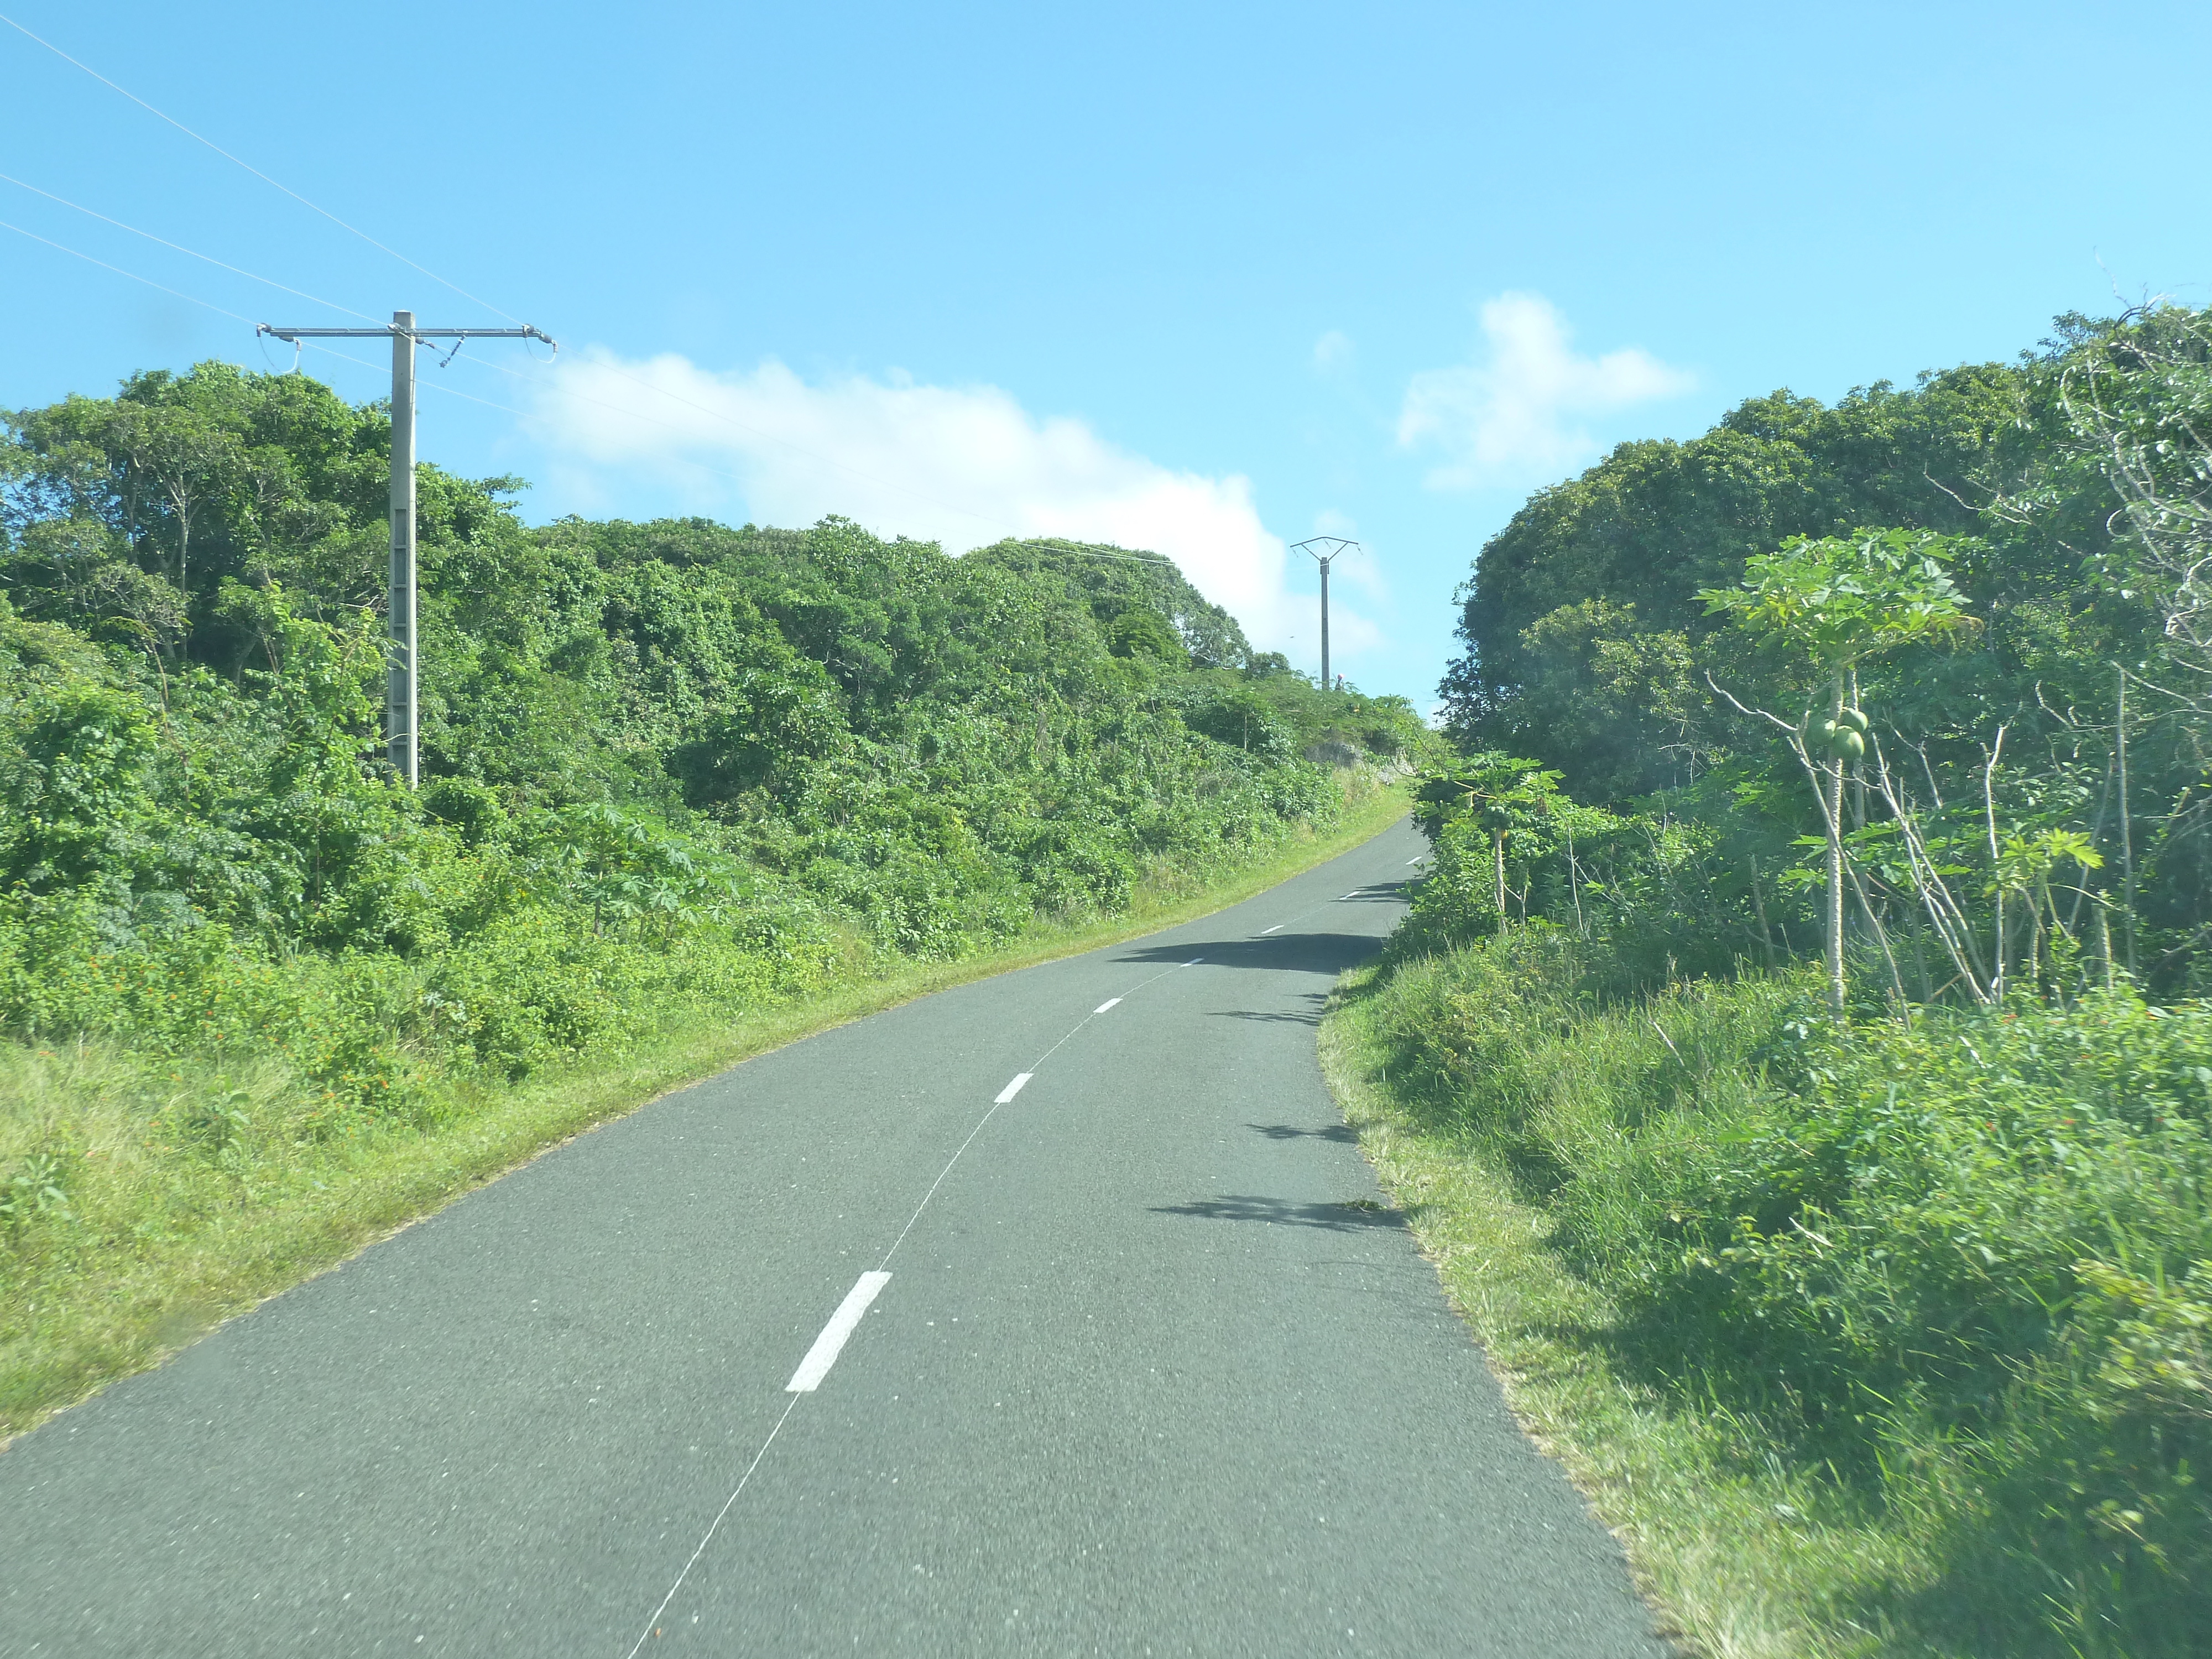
[1326,928,2212,1657]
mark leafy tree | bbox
[2056,306,2212,694]
[1416,754,1566,925]
[1443,366,2046,796]
[1700,528,1975,1011]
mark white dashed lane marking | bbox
[785,1272,892,1393]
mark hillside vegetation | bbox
[0,361,1425,1433]
[1345,307,2212,1655]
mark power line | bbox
[0,8,519,323]
[1,216,1175,575]
[0,217,536,435]
[0,4,1180,565]
[0,170,375,320]
[0,172,1126,558]
[0,18,1204,577]
[296,340,530,418]
[0,216,258,325]
[0,218,838,504]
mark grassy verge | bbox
[1323,959,1885,1658]
[1321,933,2212,1659]
[2,780,1409,1444]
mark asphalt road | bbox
[1,816,1665,1657]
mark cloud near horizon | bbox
[1396,292,1693,489]
[525,351,1376,659]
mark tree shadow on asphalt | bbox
[1246,1121,1357,1142]
[1117,934,1381,975]
[1150,1193,1411,1232]
[1211,1001,1327,1027]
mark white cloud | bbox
[1311,330,1354,372]
[1396,292,1693,489]
[525,350,1369,656]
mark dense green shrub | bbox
[1361,928,2212,1650]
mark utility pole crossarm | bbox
[256,323,556,345]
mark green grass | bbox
[1321,934,2212,1659]
[1322,959,1906,1658]
[1,779,1410,1446]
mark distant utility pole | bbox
[257,311,555,786]
[1292,537,1359,688]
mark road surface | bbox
[1,816,1664,1656]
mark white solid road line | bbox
[1407,856,1425,864]
[1259,924,1284,935]
[995,1072,1033,1104]
[1184,957,1204,967]
[785,1271,892,1392]
[1093,998,1121,1014]
[1340,890,1363,900]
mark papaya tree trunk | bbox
[1824,671,1846,1014]
[1984,726,2008,999]
[1493,828,1506,929]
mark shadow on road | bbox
[1118,933,1379,975]
[1211,999,1327,1027]
[1151,1193,1406,1232]
[1247,1121,1357,1143]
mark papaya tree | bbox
[1411,752,1601,938]
[1700,528,1975,1013]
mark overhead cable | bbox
[293,339,533,419]
[0,170,376,321]
[0,223,522,427]
[2,216,1173,570]
[0,8,520,323]
[0,197,1168,567]
[0,216,258,325]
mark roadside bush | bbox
[1358,927,2212,1652]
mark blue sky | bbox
[4,1,2209,708]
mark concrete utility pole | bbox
[257,312,555,786]
[1291,537,1359,688]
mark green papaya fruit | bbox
[1835,728,1865,761]
[1837,707,1869,733]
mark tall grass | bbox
[1331,928,2212,1656]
